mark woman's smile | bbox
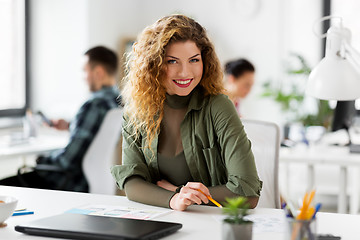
[173,78,193,88]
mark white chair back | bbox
[242,119,281,208]
[82,108,123,195]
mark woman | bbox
[224,59,255,116]
[111,15,262,211]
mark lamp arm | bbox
[344,41,360,70]
[312,15,343,39]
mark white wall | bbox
[30,0,322,128]
[30,0,89,120]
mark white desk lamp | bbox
[306,16,360,101]
[306,16,360,152]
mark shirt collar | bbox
[187,86,207,112]
[91,86,118,99]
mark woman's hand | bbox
[156,179,177,192]
[169,182,210,211]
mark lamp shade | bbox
[306,56,360,100]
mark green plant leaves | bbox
[261,53,333,127]
[222,197,252,224]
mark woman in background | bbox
[111,15,262,211]
[224,58,255,116]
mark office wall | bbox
[30,0,322,128]
[30,0,89,119]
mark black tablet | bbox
[15,213,182,240]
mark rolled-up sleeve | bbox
[211,95,262,197]
[111,117,152,189]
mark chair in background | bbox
[82,108,123,195]
[241,119,281,208]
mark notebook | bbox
[15,213,182,240]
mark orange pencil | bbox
[297,190,316,220]
[196,189,223,208]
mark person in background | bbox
[111,15,262,211]
[0,46,121,192]
[224,58,255,116]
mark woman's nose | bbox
[178,63,190,77]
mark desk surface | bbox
[280,144,360,165]
[1,186,360,240]
[0,127,69,160]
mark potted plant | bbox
[261,53,333,129]
[222,196,253,240]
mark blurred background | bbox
[1,0,360,213]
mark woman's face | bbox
[163,40,203,96]
[232,71,255,99]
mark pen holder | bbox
[287,218,316,240]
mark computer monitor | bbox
[332,100,356,145]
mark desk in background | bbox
[0,127,69,160]
[280,144,360,214]
[1,186,360,239]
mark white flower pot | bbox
[222,221,253,240]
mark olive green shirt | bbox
[111,87,262,206]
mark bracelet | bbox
[175,185,184,193]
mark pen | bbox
[286,200,297,218]
[12,210,34,216]
[312,203,322,219]
[196,189,223,208]
[14,208,27,212]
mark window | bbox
[0,0,27,117]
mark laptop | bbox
[15,213,182,240]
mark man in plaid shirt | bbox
[0,46,121,192]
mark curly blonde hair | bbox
[122,14,224,149]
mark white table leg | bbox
[350,167,360,214]
[285,161,290,198]
[307,164,315,190]
[21,155,27,167]
[338,166,347,213]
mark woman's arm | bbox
[124,177,175,208]
[208,185,259,208]
[126,177,210,210]
[210,95,262,206]
[157,180,258,209]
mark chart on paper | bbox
[66,204,172,220]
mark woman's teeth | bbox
[174,79,191,84]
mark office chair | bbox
[242,119,281,209]
[17,108,123,194]
[82,108,123,195]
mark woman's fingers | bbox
[180,186,209,205]
[185,182,211,197]
[169,182,212,211]
[169,193,193,211]
[156,179,177,192]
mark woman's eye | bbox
[167,59,177,64]
[190,58,200,63]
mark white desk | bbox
[1,186,360,240]
[280,144,360,214]
[0,127,69,160]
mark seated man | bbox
[0,46,121,192]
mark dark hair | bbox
[225,58,255,78]
[85,46,118,76]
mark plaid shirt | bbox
[39,86,121,192]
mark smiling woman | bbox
[111,14,262,211]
